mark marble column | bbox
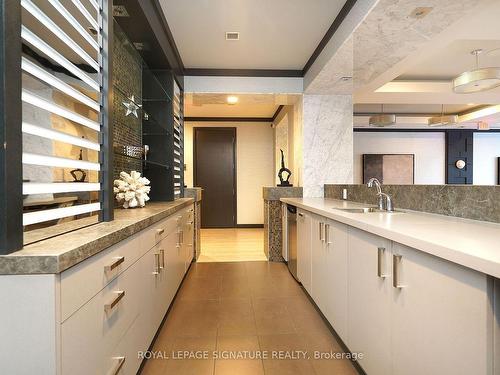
[302,94,353,197]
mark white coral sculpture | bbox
[114,171,151,208]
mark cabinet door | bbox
[311,214,328,314]
[348,227,392,375]
[391,243,491,375]
[297,209,312,293]
[324,219,349,340]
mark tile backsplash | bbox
[325,184,500,223]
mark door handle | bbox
[108,356,125,375]
[393,254,404,288]
[319,222,324,241]
[325,224,331,245]
[377,247,388,278]
[159,249,165,269]
[104,256,124,272]
[153,253,161,275]
[104,291,125,313]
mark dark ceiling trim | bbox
[184,68,303,77]
[185,117,273,122]
[272,105,285,122]
[151,0,184,71]
[302,0,358,75]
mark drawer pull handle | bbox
[109,356,125,375]
[189,208,194,212]
[157,228,165,235]
[393,254,404,288]
[104,257,125,272]
[298,213,304,217]
[377,247,387,278]
[153,253,161,275]
[159,249,165,269]
[188,221,194,225]
[104,291,125,313]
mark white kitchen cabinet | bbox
[391,242,492,375]
[297,209,312,293]
[311,214,328,315]
[324,219,349,340]
[347,227,392,375]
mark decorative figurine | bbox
[122,95,142,118]
[114,171,151,208]
[70,147,87,182]
[277,149,293,187]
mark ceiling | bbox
[184,93,299,118]
[158,0,346,70]
[345,0,500,128]
[398,40,500,81]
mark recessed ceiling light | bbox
[225,32,240,41]
[409,7,433,19]
[227,96,238,105]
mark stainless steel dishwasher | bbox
[283,204,298,281]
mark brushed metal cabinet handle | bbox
[393,254,404,288]
[104,291,125,313]
[319,222,324,241]
[298,213,304,217]
[108,356,125,375]
[104,256,124,272]
[159,249,165,269]
[325,224,331,245]
[153,253,161,275]
[377,247,387,278]
[156,228,165,235]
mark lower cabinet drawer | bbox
[61,255,144,375]
[60,233,142,322]
[140,215,180,252]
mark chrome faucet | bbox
[367,178,394,212]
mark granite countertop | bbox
[282,197,500,278]
[0,199,194,275]
[263,186,303,201]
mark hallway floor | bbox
[198,229,267,262]
[141,261,358,375]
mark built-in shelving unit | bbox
[142,69,184,201]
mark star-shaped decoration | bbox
[122,95,142,118]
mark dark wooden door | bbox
[194,128,236,228]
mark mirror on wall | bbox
[21,0,102,244]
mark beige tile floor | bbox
[141,261,359,375]
[198,229,267,262]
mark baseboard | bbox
[236,224,264,228]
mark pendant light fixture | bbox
[369,104,396,127]
[428,104,458,127]
[453,49,500,93]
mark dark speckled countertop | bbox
[0,199,194,275]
